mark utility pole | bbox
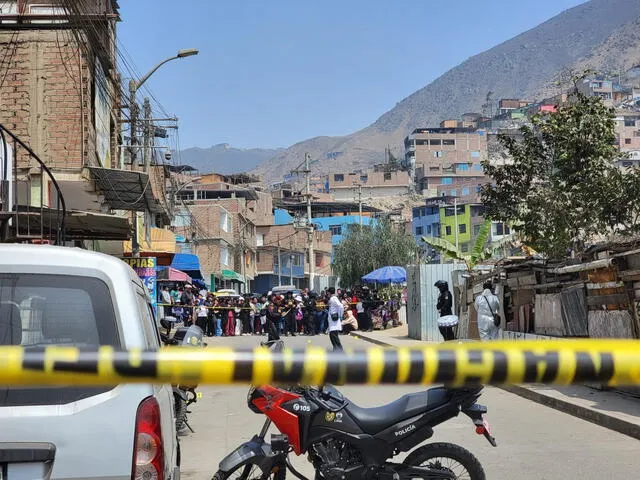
[240,232,246,295]
[126,49,198,257]
[289,238,294,287]
[143,97,152,173]
[128,83,140,257]
[277,234,282,286]
[291,153,315,290]
[354,183,363,226]
[454,197,460,251]
[304,153,315,291]
[142,97,152,246]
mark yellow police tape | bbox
[0,340,638,387]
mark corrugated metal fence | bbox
[407,263,465,341]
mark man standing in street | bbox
[327,287,343,351]
[160,286,172,318]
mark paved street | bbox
[180,334,638,480]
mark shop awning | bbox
[221,269,245,282]
[170,253,204,280]
[157,267,192,283]
[123,228,176,254]
[13,206,130,240]
[86,166,165,213]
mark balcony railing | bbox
[0,124,66,245]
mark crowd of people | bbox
[158,284,403,350]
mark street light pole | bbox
[128,49,199,257]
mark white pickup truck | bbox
[0,245,179,480]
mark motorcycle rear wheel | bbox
[403,442,485,480]
[212,462,286,480]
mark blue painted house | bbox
[412,197,456,263]
[274,201,381,246]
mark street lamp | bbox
[128,49,199,256]
[128,48,199,170]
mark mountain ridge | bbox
[252,0,640,182]
[178,143,284,174]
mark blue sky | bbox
[118,0,586,150]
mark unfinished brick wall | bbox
[188,204,234,244]
[250,191,274,226]
[0,29,117,170]
[195,241,224,280]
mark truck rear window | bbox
[0,273,120,406]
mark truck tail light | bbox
[132,397,164,480]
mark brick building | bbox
[0,1,168,247]
[403,127,488,197]
[615,111,640,167]
[174,174,276,292]
[326,170,411,200]
[254,224,332,292]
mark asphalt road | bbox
[179,334,638,480]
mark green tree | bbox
[333,218,418,287]
[421,219,492,270]
[481,85,638,259]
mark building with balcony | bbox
[173,175,275,292]
[498,99,532,114]
[412,197,447,262]
[0,1,151,246]
[576,77,633,107]
[439,203,486,254]
[403,127,488,198]
[615,111,640,168]
[326,170,411,200]
[254,224,332,292]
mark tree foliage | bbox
[481,86,640,259]
[421,219,493,270]
[333,218,418,287]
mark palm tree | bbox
[421,219,493,271]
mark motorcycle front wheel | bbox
[403,442,485,480]
[212,463,286,480]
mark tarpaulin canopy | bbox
[123,228,176,254]
[222,269,244,283]
[157,267,192,283]
[192,278,207,289]
[362,266,407,284]
[170,253,204,280]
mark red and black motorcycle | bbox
[213,341,496,480]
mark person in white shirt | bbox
[160,286,172,318]
[475,281,500,341]
[327,287,344,351]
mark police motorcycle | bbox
[213,339,496,480]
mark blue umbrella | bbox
[361,266,407,284]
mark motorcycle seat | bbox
[345,387,450,434]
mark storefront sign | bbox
[122,257,157,315]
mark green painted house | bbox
[439,203,486,253]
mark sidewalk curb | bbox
[499,384,640,440]
[349,332,397,347]
[350,331,640,441]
